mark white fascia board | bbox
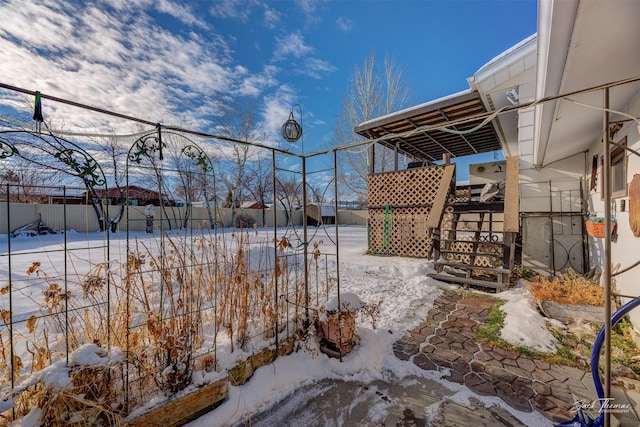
[473,34,537,88]
[533,0,554,166]
[471,36,536,159]
[533,0,579,166]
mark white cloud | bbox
[271,31,335,79]
[273,31,313,61]
[294,0,319,14]
[207,1,280,30]
[208,0,259,22]
[237,65,279,97]
[260,84,299,147]
[0,0,273,133]
[157,0,209,29]
[0,1,76,53]
[300,57,337,79]
[0,0,336,154]
[336,16,353,32]
[262,5,281,29]
[293,0,326,26]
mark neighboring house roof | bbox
[354,89,502,161]
[29,187,87,198]
[94,185,173,202]
[240,201,266,209]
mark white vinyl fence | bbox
[0,202,368,234]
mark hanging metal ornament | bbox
[281,111,302,143]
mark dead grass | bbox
[1,225,332,425]
[529,268,604,306]
[2,354,124,427]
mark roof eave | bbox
[354,89,476,135]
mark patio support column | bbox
[603,87,612,427]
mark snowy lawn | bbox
[1,225,559,426]
[186,226,558,427]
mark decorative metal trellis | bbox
[0,109,344,423]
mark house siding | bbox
[518,86,586,273]
[585,87,640,327]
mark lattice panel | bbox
[368,166,447,208]
[444,236,472,264]
[454,188,471,203]
[476,243,502,268]
[369,207,432,258]
[443,236,503,268]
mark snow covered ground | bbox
[186,226,559,427]
[1,225,562,426]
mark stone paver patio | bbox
[392,290,640,425]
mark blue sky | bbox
[0,0,537,180]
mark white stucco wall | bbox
[585,88,640,328]
[519,155,586,212]
[518,81,586,214]
[515,81,587,274]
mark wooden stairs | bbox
[427,156,519,291]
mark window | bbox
[601,136,628,199]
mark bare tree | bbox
[214,99,266,224]
[309,183,325,205]
[95,135,128,232]
[0,157,54,202]
[4,128,109,230]
[246,156,273,226]
[274,176,302,226]
[173,142,217,229]
[333,51,411,204]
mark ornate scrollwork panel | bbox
[0,138,18,159]
[181,144,213,173]
[54,148,106,186]
[129,135,165,164]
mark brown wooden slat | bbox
[426,164,456,229]
[433,261,510,274]
[355,91,501,160]
[428,273,507,289]
[127,376,228,427]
